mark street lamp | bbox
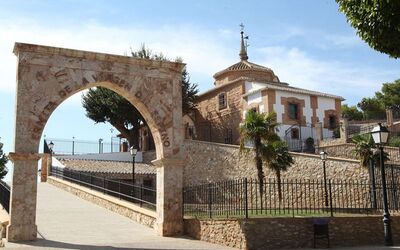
[130,146,137,187]
[48,141,54,175]
[48,141,54,155]
[371,122,392,246]
[320,151,329,207]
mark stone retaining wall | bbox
[319,143,400,164]
[47,177,156,228]
[184,216,400,249]
[183,140,365,186]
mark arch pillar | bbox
[6,153,41,241]
[152,158,184,236]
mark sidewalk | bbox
[4,182,232,250]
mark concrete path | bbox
[5,182,232,250]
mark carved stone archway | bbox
[8,43,185,241]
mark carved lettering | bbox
[58,85,72,98]
[82,77,90,86]
[36,71,46,81]
[54,69,69,84]
[92,72,133,92]
[160,131,170,148]
[31,101,57,140]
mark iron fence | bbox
[0,180,10,213]
[50,166,156,210]
[183,177,400,219]
[44,137,127,155]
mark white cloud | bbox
[257,46,398,104]
[0,19,236,97]
[0,18,397,107]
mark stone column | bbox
[40,154,49,182]
[152,158,184,236]
[7,153,40,241]
[386,108,394,127]
[339,118,349,143]
[315,122,323,144]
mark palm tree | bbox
[353,133,389,209]
[352,133,389,167]
[239,110,278,196]
[262,140,294,201]
[352,134,375,168]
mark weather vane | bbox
[239,23,249,48]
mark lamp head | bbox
[130,146,137,156]
[371,123,389,145]
[320,151,328,161]
[48,141,54,150]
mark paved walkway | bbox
[5,182,232,250]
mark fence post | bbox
[103,177,106,194]
[118,180,121,199]
[369,159,378,209]
[328,179,333,217]
[208,182,212,219]
[140,184,143,207]
[244,178,249,219]
[72,137,75,155]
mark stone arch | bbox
[8,43,185,241]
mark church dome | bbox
[213,28,280,86]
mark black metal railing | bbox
[183,177,400,219]
[50,166,156,210]
[0,180,10,213]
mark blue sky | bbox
[0,1,399,181]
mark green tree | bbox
[341,104,363,121]
[357,97,386,120]
[262,140,294,201]
[82,87,142,148]
[375,79,400,110]
[82,45,198,147]
[239,110,279,197]
[352,133,389,168]
[352,134,376,168]
[336,0,400,58]
[0,141,8,180]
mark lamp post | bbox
[371,123,393,246]
[48,141,54,175]
[320,151,329,207]
[130,146,137,187]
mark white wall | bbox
[247,92,262,105]
[316,96,335,123]
[274,90,312,123]
[245,81,266,92]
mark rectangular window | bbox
[288,103,298,120]
[218,93,227,110]
[291,128,299,139]
[329,115,337,129]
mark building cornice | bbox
[242,82,345,101]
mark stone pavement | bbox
[4,182,232,250]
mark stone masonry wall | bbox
[183,140,365,186]
[194,80,244,145]
[184,216,400,249]
[319,143,400,164]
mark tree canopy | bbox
[82,45,198,148]
[336,0,400,58]
[0,141,8,180]
[342,79,400,121]
[341,104,364,121]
